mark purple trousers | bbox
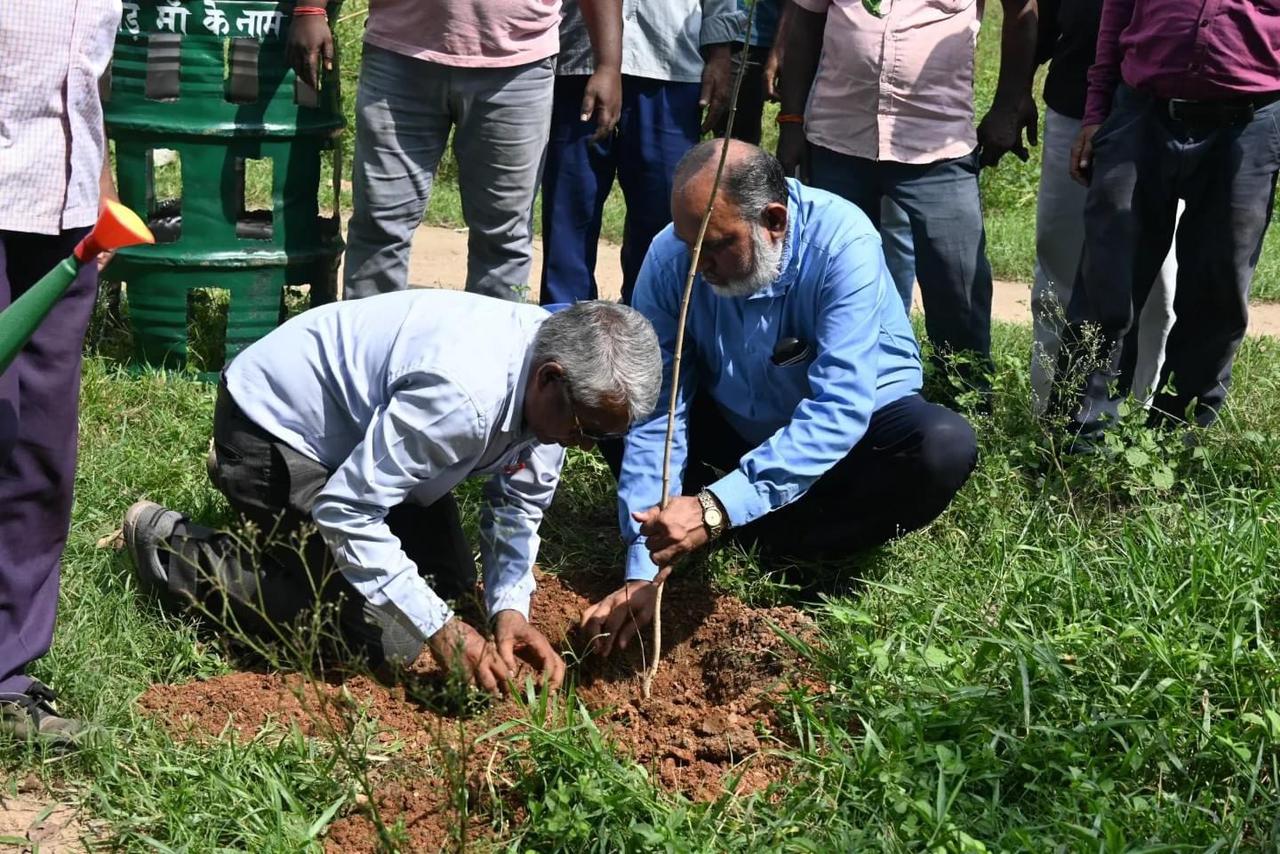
[0,228,97,698]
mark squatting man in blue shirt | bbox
[122,293,661,694]
[581,140,979,653]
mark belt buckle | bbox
[1167,98,1190,121]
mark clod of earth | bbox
[137,571,820,851]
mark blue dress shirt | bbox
[226,290,565,641]
[618,179,923,580]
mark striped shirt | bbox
[0,1,122,235]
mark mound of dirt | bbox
[138,571,818,851]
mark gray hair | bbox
[533,301,662,424]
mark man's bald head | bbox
[671,139,789,223]
[669,140,790,297]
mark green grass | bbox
[6,312,1280,849]
[10,4,1280,849]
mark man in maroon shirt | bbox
[1056,0,1280,437]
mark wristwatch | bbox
[697,489,727,541]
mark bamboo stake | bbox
[643,0,759,700]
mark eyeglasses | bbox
[561,378,629,442]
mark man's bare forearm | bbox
[580,0,623,71]
[777,2,825,116]
[995,0,1038,107]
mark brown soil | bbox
[137,571,818,852]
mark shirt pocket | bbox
[769,359,814,401]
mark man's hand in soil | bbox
[633,496,710,567]
[285,11,333,89]
[493,610,566,691]
[426,618,512,695]
[579,571,671,657]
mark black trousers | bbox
[1059,85,1280,432]
[163,383,476,668]
[605,392,977,562]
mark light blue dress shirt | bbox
[556,0,745,82]
[618,179,924,580]
[225,290,565,641]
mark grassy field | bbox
[6,318,1280,850]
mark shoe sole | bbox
[123,500,176,597]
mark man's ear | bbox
[536,360,564,389]
[762,202,788,239]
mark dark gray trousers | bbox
[808,146,995,387]
[1060,85,1280,431]
[0,227,97,698]
[163,383,476,668]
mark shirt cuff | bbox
[1081,91,1111,128]
[487,584,533,623]
[709,468,774,529]
[625,541,661,582]
[699,9,748,46]
[403,601,455,643]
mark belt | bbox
[1158,92,1280,127]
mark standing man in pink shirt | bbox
[1057,0,1280,439]
[288,0,623,301]
[777,0,1038,392]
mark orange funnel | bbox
[0,201,155,374]
[74,199,155,262]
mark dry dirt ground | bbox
[386,224,1280,338]
[137,571,820,852]
[0,787,93,853]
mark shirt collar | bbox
[507,336,540,441]
[744,194,801,301]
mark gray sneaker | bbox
[0,682,85,748]
[123,500,185,600]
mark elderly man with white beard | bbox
[581,140,979,654]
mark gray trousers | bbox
[1031,106,1177,415]
[810,146,994,384]
[162,383,476,668]
[1061,85,1280,430]
[343,45,555,301]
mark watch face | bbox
[705,508,723,527]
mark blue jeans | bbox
[810,147,993,379]
[540,75,700,305]
[880,198,917,311]
[345,45,555,301]
[1062,85,1280,430]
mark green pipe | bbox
[0,256,83,374]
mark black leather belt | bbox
[1158,92,1280,127]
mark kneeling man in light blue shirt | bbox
[124,292,660,694]
[582,141,978,655]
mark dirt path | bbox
[0,790,91,852]
[399,224,1280,338]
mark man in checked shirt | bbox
[0,0,123,746]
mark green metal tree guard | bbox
[105,0,344,375]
